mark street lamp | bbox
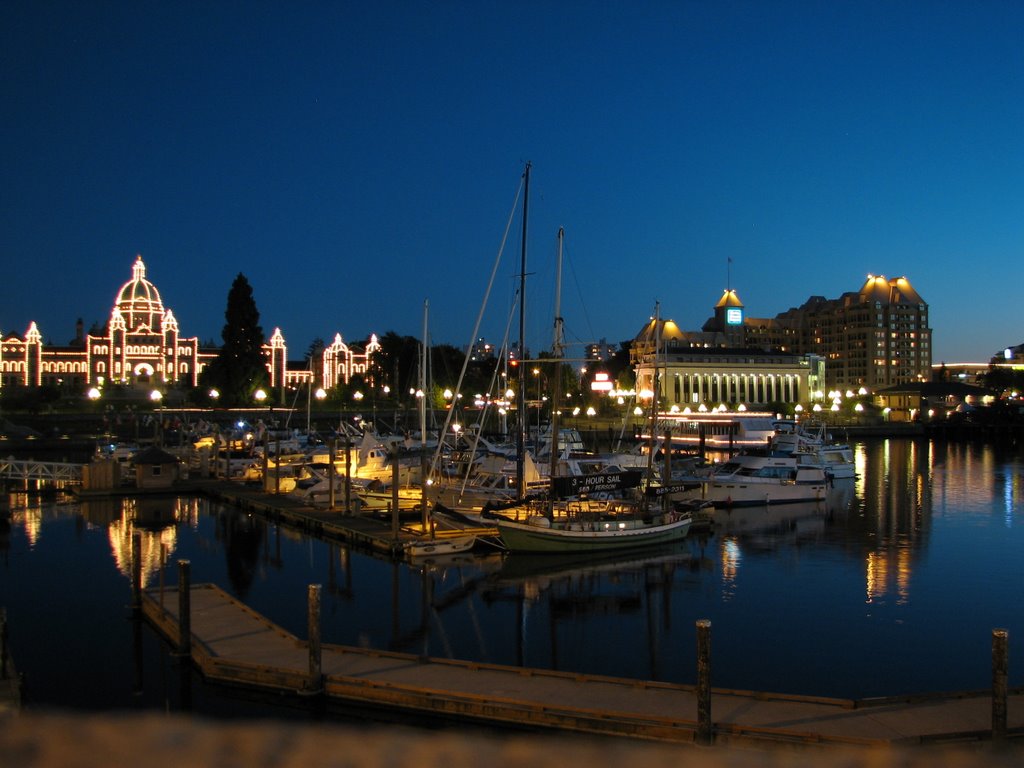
[150,390,164,445]
[308,386,326,434]
[532,368,544,443]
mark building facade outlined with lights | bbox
[0,256,377,394]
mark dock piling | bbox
[131,531,142,612]
[307,584,322,693]
[177,560,191,657]
[1,607,8,680]
[696,618,712,745]
[159,543,167,607]
[328,439,336,511]
[992,627,1008,740]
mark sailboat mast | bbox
[643,302,662,506]
[516,161,531,499]
[549,227,564,494]
[419,299,429,527]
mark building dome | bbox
[714,289,744,309]
[858,274,925,306]
[633,317,686,344]
[114,256,165,331]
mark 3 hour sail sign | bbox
[552,470,642,498]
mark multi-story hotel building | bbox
[628,274,930,407]
[0,256,377,396]
[766,275,932,390]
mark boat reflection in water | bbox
[478,542,705,675]
[708,479,855,537]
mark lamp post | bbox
[352,390,364,432]
[311,387,326,437]
[532,367,549,446]
[150,389,164,446]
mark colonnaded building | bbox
[0,256,378,397]
[631,274,931,409]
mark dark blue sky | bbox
[3,1,1022,363]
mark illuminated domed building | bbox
[86,256,205,388]
[0,255,377,395]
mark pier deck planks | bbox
[142,584,1022,747]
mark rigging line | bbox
[428,174,525,481]
[454,290,519,497]
[562,239,600,355]
[283,356,316,430]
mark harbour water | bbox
[1,436,1022,720]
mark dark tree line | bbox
[199,273,269,407]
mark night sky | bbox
[2,1,1022,364]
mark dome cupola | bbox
[114,255,165,331]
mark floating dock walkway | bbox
[181,479,499,556]
[141,583,1022,748]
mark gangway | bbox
[0,458,83,485]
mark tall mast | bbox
[548,227,565,506]
[643,302,662,507]
[516,161,531,499]
[419,299,429,528]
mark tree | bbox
[200,273,269,406]
[374,331,420,398]
[305,337,326,364]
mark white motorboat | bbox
[691,449,828,506]
[404,533,477,558]
[768,420,856,480]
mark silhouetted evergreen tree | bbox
[200,273,269,406]
[375,331,420,397]
[305,337,326,364]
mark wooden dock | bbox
[141,583,1022,748]
[192,479,499,556]
[0,609,20,716]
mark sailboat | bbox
[494,237,693,554]
[405,298,478,558]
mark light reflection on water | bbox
[1,436,1023,714]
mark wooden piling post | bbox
[328,439,336,511]
[159,543,167,607]
[177,560,191,658]
[993,627,1008,741]
[131,531,142,612]
[391,447,400,541]
[344,432,352,514]
[696,618,712,745]
[307,584,322,693]
[274,435,281,493]
[261,433,269,489]
[1,607,8,680]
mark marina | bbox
[1,435,1023,746]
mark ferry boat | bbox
[649,411,779,452]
